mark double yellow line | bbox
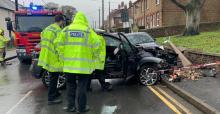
[148,86,192,114]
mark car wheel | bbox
[42,71,66,90]
[139,65,159,86]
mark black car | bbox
[30,32,170,89]
[126,32,178,66]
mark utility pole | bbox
[108,1,111,31]
[15,0,18,11]
[144,0,146,28]
[133,5,135,25]
[99,8,101,29]
[102,0,104,29]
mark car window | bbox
[103,36,121,47]
[126,33,155,45]
[119,34,133,53]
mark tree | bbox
[44,2,59,10]
[170,0,206,36]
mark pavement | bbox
[5,49,16,59]
[173,74,220,112]
[0,59,179,114]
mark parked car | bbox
[30,32,171,89]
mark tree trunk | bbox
[184,7,201,36]
[170,0,205,36]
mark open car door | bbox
[102,34,126,79]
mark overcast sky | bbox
[12,0,136,27]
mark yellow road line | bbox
[156,87,192,114]
[148,86,182,114]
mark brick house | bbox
[106,2,128,30]
[128,0,220,29]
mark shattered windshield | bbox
[126,33,155,45]
[16,16,54,32]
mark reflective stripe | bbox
[38,60,62,71]
[58,42,100,48]
[45,27,60,37]
[62,42,93,48]
[41,45,57,54]
[93,42,100,48]
[63,66,93,72]
[62,57,94,63]
[41,38,54,44]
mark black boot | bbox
[77,106,90,114]
[48,99,62,105]
[102,82,113,91]
[63,106,76,112]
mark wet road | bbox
[0,59,180,114]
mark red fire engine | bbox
[14,5,63,63]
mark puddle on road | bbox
[0,74,9,86]
[101,105,118,114]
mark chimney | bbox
[129,1,132,8]
[121,2,124,7]
[124,5,127,9]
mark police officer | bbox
[87,34,112,91]
[54,11,101,113]
[0,29,10,66]
[38,15,65,105]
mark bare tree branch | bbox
[170,0,186,11]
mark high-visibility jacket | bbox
[54,11,101,74]
[0,35,9,62]
[38,23,62,72]
[0,35,9,49]
[95,35,106,70]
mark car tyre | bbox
[42,70,66,90]
[138,65,159,86]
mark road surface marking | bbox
[148,86,182,114]
[156,86,192,114]
[6,90,32,114]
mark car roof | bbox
[98,32,121,41]
[125,32,148,36]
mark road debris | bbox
[164,37,192,67]
[163,38,219,82]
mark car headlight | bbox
[159,46,165,50]
[16,49,26,53]
[158,60,169,69]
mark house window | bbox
[145,0,148,9]
[156,0,160,5]
[153,14,156,27]
[146,16,150,29]
[141,1,143,12]
[156,12,160,26]
[150,15,153,28]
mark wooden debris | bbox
[167,40,192,67]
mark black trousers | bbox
[48,72,59,101]
[66,73,90,111]
[87,70,107,89]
